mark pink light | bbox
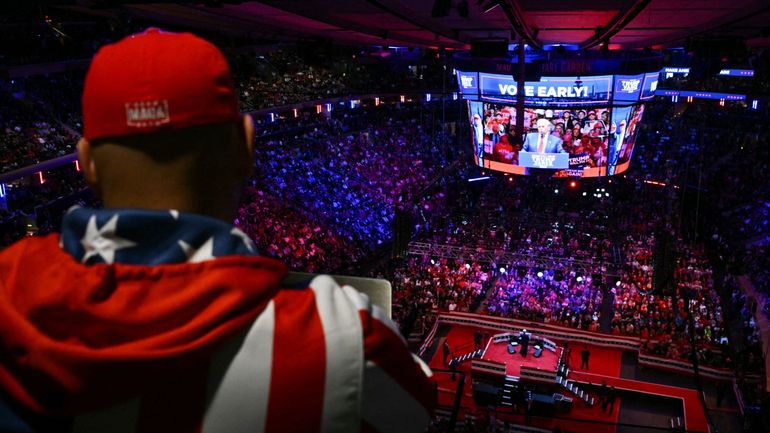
[643,179,666,187]
[75,160,80,172]
[37,172,45,184]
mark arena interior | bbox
[2,1,770,432]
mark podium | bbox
[518,151,569,169]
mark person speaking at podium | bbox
[522,118,567,154]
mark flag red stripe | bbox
[265,290,326,433]
[360,311,437,414]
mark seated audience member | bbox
[0,29,434,432]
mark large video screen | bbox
[610,104,645,175]
[469,101,645,177]
[459,72,613,106]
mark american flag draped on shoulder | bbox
[0,207,436,433]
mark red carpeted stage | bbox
[481,334,560,379]
[429,323,710,433]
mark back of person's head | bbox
[78,28,254,220]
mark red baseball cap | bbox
[82,28,240,141]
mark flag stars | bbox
[231,228,256,252]
[178,237,215,263]
[80,215,136,264]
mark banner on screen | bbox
[459,72,613,105]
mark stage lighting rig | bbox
[477,0,500,13]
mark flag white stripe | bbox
[202,301,275,433]
[342,285,404,344]
[311,276,363,433]
[362,361,430,433]
[412,354,434,378]
[371,304,405,343]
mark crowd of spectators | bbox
[388,256,492,334]
[235,102,457,272]
[0,90,78,172]
[235,186,359,273]
[487,265,603,331]
[232,50,446,110]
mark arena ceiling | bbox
[62,0,770,50]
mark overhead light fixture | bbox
[476,0,500,13]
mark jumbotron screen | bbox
[458,71,653,177]
[468,102,644,177]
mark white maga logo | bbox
[125,100,170,127]
[460,75,474,88]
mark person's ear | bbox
[239,114,255,179]
[77,137,101,196]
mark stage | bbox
[426,321,712,433]
[481,334,560,379]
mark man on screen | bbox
[472,113,484,164]
[522,118,567,154]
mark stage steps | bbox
[557,363,570,376]
[450,348,484,365]
[500,375,519,407]
[556,376,595,406]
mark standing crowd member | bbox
[581,345,591,370]
[0,28,435,433]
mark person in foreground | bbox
[0,28,435,433]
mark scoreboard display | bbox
[459,70,653,177]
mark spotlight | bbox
[616,280,621,287]
[537,271,544,278]
[478,0,500,13]
[465,263,471,269]
[430,259,435,265]
[576,276,583,282]
[570,181,577,188]
[500,267,506,273]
